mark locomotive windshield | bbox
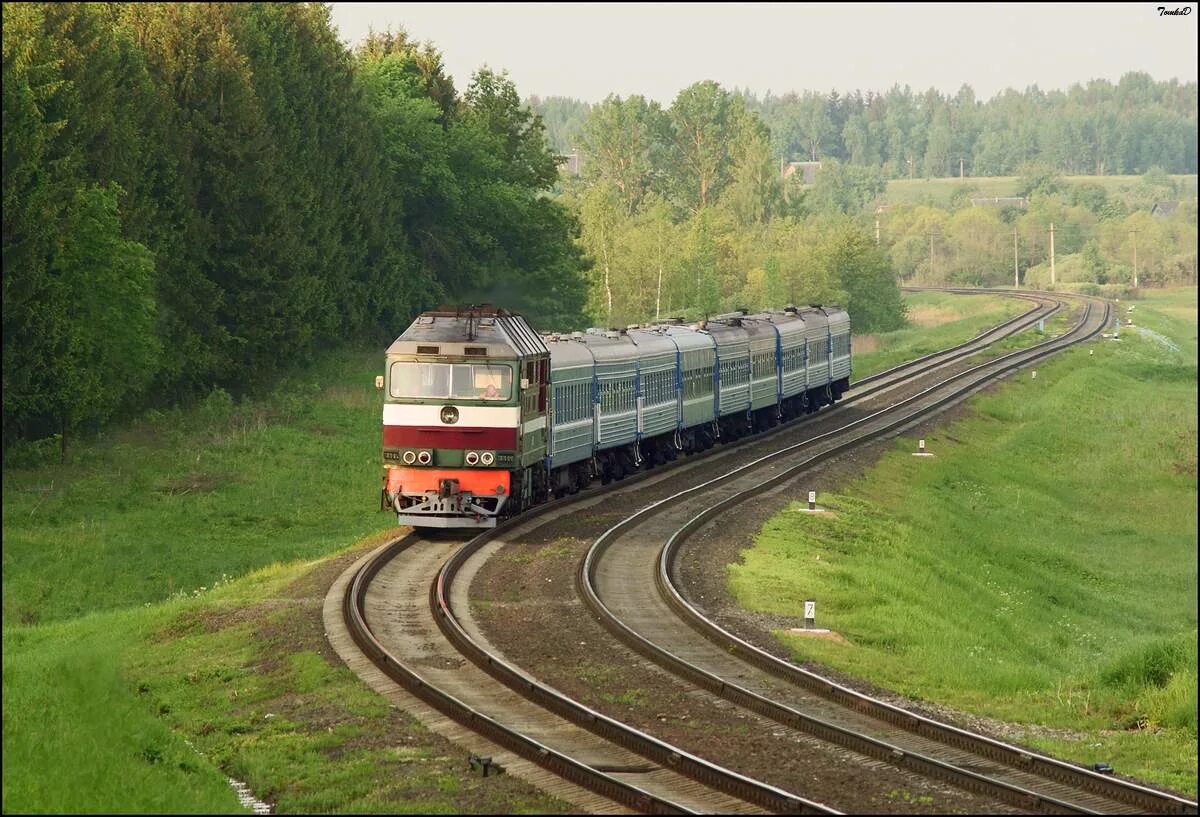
[389,362,512,401]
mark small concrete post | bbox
[808,491,816,511]
[1090,349,1094,356]
[919,439,926,454]
[804,600,816,629]
[1031,370,1037,379]
[1037,318,1045,334]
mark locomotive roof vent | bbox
[604,330,620,339]
[416,345,440,354]
[464,346,488,356]
[571,331,584,340]
[784,305,798,315]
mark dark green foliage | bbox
[54,184,160,442]
[3,4,588,449]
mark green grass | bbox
[3,543,572,814]
[732,287,1198,795]
[3,609,243,813]
[2,348,397,625]
[852,291,1028,379]
[884,174,1198,206]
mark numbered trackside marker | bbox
[798,490,825,513]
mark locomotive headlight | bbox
[465,451,480,466]
[480,451,495,466]
[416,450,432,465]
[402,450,416,465]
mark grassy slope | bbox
[2,350,396,625]
[852,291,1027,379]
[884,174,1198,206]
[3,536,571,814]
[730,287,1198,795]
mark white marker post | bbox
[804,600,816,629]
[913,438,934,457]
[1031,370,1037,380]
[799,490,824,513]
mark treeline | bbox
[560,82,905,333]
[881,168,1198,290]
[3,3,587,451]
[532,72,1199,176]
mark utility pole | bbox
[908,156,914,180]
[1130,229,1140,288]
[1013,226,1019,288]
[929,230,936,280]
[875,217,881,245]
[1049,222,1056,286]
[960,157,965,179]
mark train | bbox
[379,305,851,528]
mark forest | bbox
[533,74,1199,176]
[4,3,1197,453]
[3,3,586,451]
[544,83,1197,333]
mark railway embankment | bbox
[720,286,1197,796]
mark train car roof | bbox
[626,328,678,357]
[546,335,595,368]
[661,325,716,352]
[578,330,639,363]
[704,320,751,350]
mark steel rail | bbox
[342,532,702,814]
[338,288,1083,814]
[657,298,1196,816]
[430,517,837,814]
[580,295,1188,814]
[852,289,1059,390]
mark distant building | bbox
[971,196,1028,209]
[557,149,582,176]
[1151,201,1180,218]
[782,160,822,185]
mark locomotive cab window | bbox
[389,362,512,400]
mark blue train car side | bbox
[542,305,851,497]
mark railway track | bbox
[578,295,1199,814]
[330,289,1193,813]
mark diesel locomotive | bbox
[380,305,851,528]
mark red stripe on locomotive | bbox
[386,467,510,496]
[383,425,518,450]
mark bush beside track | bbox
[732,287,1198,796]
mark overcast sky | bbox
[329,2,1198,103]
